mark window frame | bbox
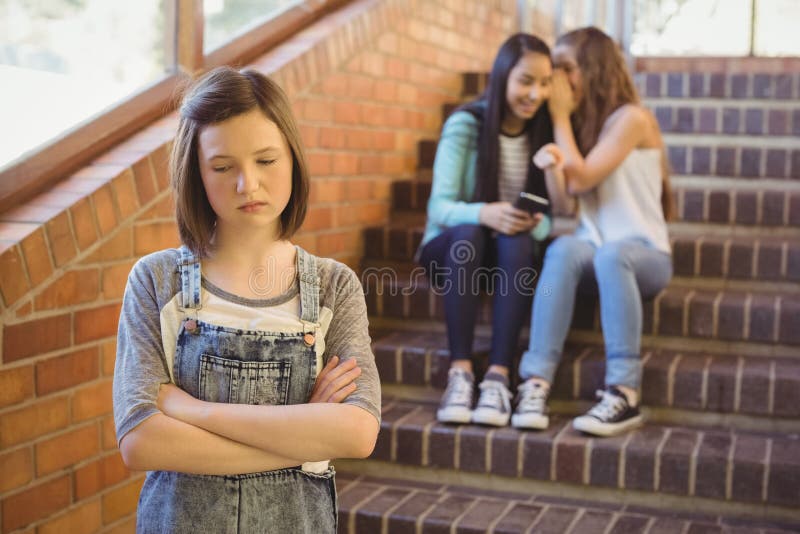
[0,0,348,214]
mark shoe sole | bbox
[471,408,510,427]
[511,413,549,430]
[437,406,472,424]
[572,413,644,437]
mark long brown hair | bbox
[170,67,310,257]
[557,27,673,220]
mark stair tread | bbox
[395,174,800,230]
[364,266,800,298]
[362,221,800,288]
[370,330,800,419]
[367,396,800,509]
[404,173,800,193]
[370,217,800,241]
[335,473,800,534]
[361,268,800,347]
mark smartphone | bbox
[514,192,550,215]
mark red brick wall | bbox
[0,0,516,532]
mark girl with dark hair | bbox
[417,33,559,427]
[113,66,380,533]
[513,27,673,437]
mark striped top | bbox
[498,132,530,203]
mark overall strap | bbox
[178,246,202,310]
[295,247,320,329]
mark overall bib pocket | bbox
[199,354,291,405]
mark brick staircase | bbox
[334,71,800,532]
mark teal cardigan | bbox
[419,110,552,250]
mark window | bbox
[204,0,303,53]
[631,0,800,56]
[0,0,173,171]
[0,0,342,213]
[754,0,800,56]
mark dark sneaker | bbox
[572,386,643,437]
[511,380,550,430]
[471,376,512,427]
[437,368,475,424]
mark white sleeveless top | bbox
[574,148,671,254]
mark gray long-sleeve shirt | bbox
[113,247,381,449]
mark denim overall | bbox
[136,246,337,534]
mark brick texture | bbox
[3,1,799,532]
[370,399,799,508]
[35,347,99,395]
[0,365,34,408]
[336,476,794,534]
[0,1,515,530]
[1,475,71,532]
[35,424,100,476]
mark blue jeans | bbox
[519,235,672,390]
[419,224,540,368]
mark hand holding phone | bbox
[514,192,550,215]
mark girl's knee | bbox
[544,236,589,264]
[496,233,535,259]
[444,224,487,266]
[593,242,632,272]
[450,224,485,242]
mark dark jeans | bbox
[419,224,540,369]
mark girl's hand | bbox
[533,143,564,170]
[157,382,199,422]
[525,212,545,232]
[309,355,361,403]
[479,202,542,235]
[548,70,575,119]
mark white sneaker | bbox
[437,368,474,424]
[471,378,513,427]
[511,380,550,430]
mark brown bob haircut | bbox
[170,66,309,257]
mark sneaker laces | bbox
[516,381,548,414]
[442,369,473,407]
[477,379,512,411]
[587,389,628,420]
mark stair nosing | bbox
[367,316,800,360]
[335,472,800,533]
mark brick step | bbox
[462,72,800,102]
[463,71,800,102]
[365,398,800,510]
[335,472,800,534]
[648,100,800,138]
[635,72,800,101]
[394,174,800,229]
[443,99,800,139]
[371,330,800,420]
[361,274,800,348]
[441,101,800,145]
[417,138,800,181]
[664,136,799,180]
[362,223,800,286]
[388,210,800,241]
[361,260,799,304]
[413,168,800,190]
